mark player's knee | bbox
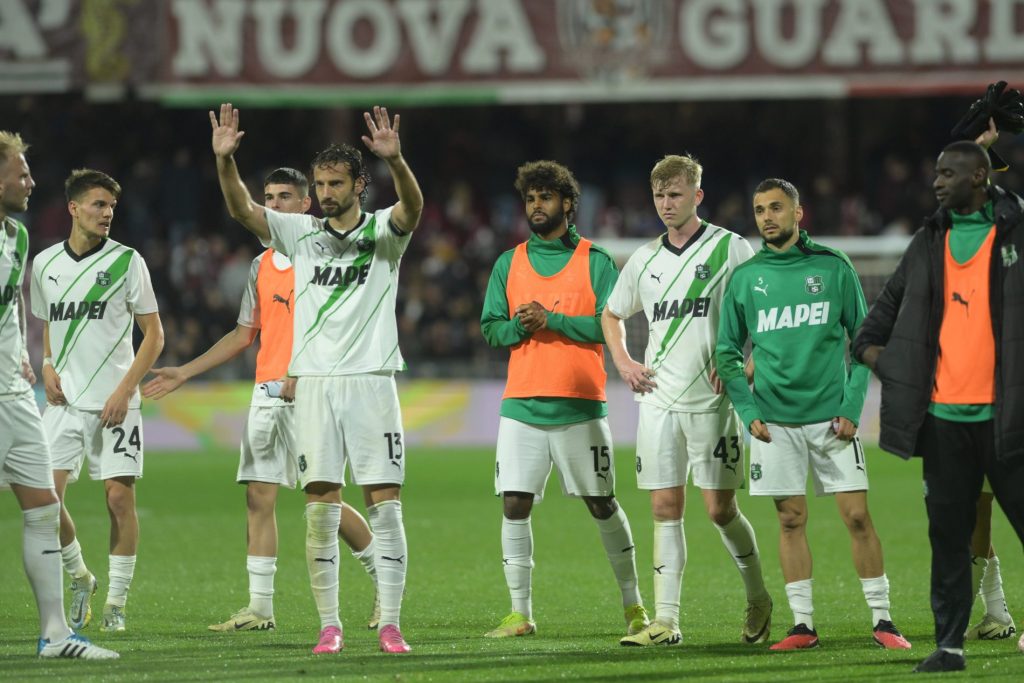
[776,508,807,532]
[651,498,683,521]
[105,487,135,519]
[583,496,617,520]
[502,492,533,520]
[842,507,872,534]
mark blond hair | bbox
[0,131,29,166]
[650,154,702,189]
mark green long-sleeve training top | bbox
[480,226,618,425]
[715,230,869,429]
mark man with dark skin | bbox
[854,140,1024,673]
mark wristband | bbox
[42,357,52,368]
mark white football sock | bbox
[785,579,814,630]
[369,500,407,629]
[23,503,71,642]
[501,516,534,620]
[980,555,1011,620]
[106,555,136,609]
[60,538,90,580]
[352,538,377,583]
[714,511,769,602]
[246,555,276,617]
[305,502,341,630]
[594,505,642,608]
[860,574,892,625]
[652,519,686,629]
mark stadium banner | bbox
[54,378,882,452]
[2,0,1023,103]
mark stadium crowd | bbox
[5,94,1023,378]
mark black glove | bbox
[951,81,1024,138]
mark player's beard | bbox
[762,223,795,247]
[321,196,356,218]
[528,207,565,237]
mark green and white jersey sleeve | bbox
[30,238,158,410]
[236,253,263,329]
[264,207,410,376]
[606,223,754,412]
[0,219,31,398]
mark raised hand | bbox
[361,105,401,161]
[209,103,246,158]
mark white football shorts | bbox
[0,391,54,490]
[635,401,745,491]
[494,416,616,501]
[238,403,298,488]
[293,373,405,489]
[45,404,144,482]
[749,421,868,497]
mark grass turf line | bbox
[1,446,1021,681]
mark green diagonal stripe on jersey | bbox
[293,220,377,362]
[69,312,133,404]
[294,226,357,309]
[53,249,135,371]
[0,221,28,330]
[327,284,391,373]
[650,232,732,370]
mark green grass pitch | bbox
[1,445,1022,681]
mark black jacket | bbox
[853,185,1024,463]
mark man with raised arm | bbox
[142,167,380,633]
[209,104,423,655]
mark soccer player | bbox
[853,141,1024,672]
[480,160,649,641]
[602,155,771,647]
[141,168,380,632]
[0,134,118,659]
[716,178,911,652]
[30,169,164,635]
[210,104,422,654]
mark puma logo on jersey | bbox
[48,274,60,285]
[272,290,293,313]
[756,302,831,333]
[49,301,108,322]
[649,272,662,283]
[314,241,328,254]
[651,297,711,323]
[310,264,369,287]
[754,284,768,296]
[952,290,972,316]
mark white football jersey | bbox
[30,238,158,409]
[0,218,31,398]
[606,222,754,412]
[264,207,410,376]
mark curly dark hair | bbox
[514,160,581,222]
[309,144,371,204]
